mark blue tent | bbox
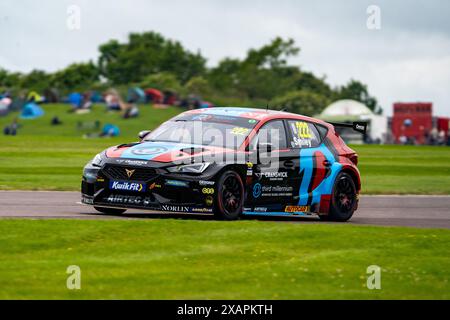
[90,91,103,103]
[68,92,82,107]
[20,102,45,119]
[102,124,120,137]
[127,87,146,103]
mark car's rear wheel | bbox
[94,206,127,215]
[322,172,357,222]
[214,170,244,220]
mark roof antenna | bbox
[266,101,270,112]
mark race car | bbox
[81,107,365,221]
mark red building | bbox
[392,102,433,144]
[391,102,449,144]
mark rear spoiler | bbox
[327,121,367,135]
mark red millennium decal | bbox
[311,151,327,190]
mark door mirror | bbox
[257,142,273,155]
[256,142,274,165]
[258,142,273,153]
[138,130,151,141]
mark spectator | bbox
[105,90,122,111]
[430,127,438,145]
[81,92,93,110]
[3,118,19,136]
[0,94,12,116]
[122,99,139,119]
[0,94,12,108]
[438,130,446,146]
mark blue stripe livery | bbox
[298,143,342,206]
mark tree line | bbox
[0,31,382,115]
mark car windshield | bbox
[144,113,259,149]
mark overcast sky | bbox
[1,0,449,116]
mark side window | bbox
[287,120,321,148]
[316,124,329,140]
[256,120,288,150]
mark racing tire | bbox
[323,172,357,222]
[94,206,127,215]
[214,170,244,220]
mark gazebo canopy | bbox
[318,99,373,120]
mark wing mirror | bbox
[138,130,151,141]
[257,142,273,154]
[256,142,274,164]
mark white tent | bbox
[321,100,372,117]
[318,100,388,143]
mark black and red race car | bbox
[81,107,365,221]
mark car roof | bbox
[183,107,329,126]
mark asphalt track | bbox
[0,191,449,229]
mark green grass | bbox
[354,144,450,195]
[0,104,449,194]
[0,103,181,137]
[0,219,448,299]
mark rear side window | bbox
[287,120,321,148]
[316,124,328,140]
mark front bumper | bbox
[81,160,218,214]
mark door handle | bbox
[323,160,332,167]
[284,160,295,168]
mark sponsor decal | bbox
[199,180,215,186]
[293,138,312,148]
[132,146,168,155]
[115,159,148,166]
[230,127,250,135]
[290,121,313,148]
[202,187,214,194]
[165,179,189,187]
[161,205,190,212]
[260,185,293,197]
[254,207,268,212]
[191,207,213,213]
[109,180,145,192]
[295,121,312,139]
[285,205,310,213]
[103,195,213,214]
[246,162,254,176]
[82,196,93,204]
[96,177,105,182]
[125,169,135,178]
[106,195,144,205]
[253,183,262,198]
[205,196,214,206]
[148,182,162,190]
[255,171,287,181]
[192,114,213,121]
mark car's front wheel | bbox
[94,206,127,215]
[322,172,357,222]
[214,170,244,220]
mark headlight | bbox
[167,163,210,174]
[92,153,104,167]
